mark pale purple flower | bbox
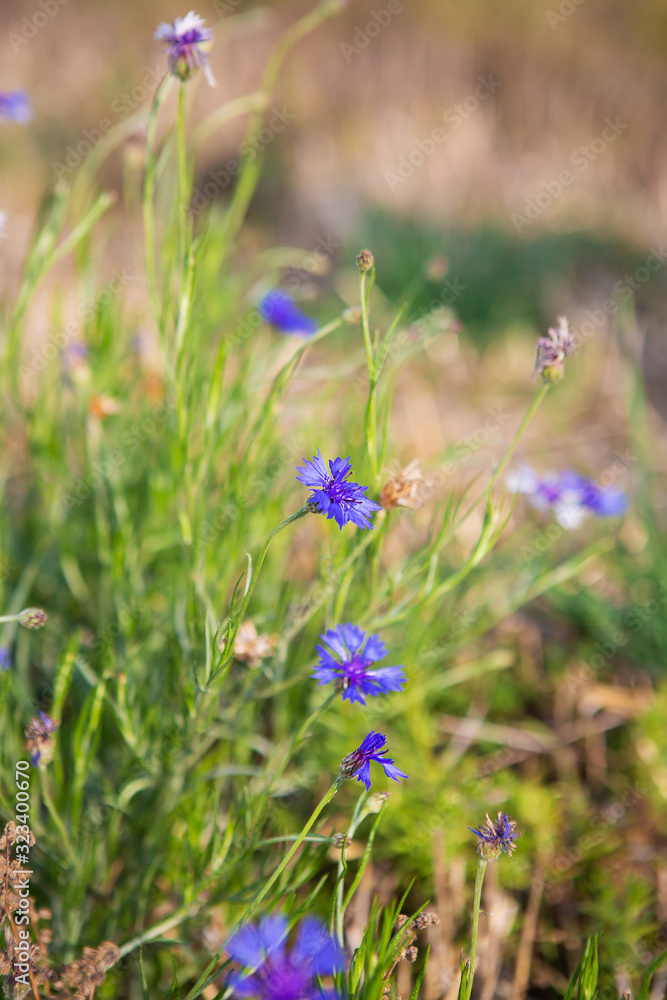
[0,648,11,671]
[155,12,215,86]
[533,316,576,382]
[507,464,627,528]
[296,451,381,530]
[0,91,33,125]
[313,623,406,705]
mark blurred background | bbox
[4,0,667,409]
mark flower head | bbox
[469,812,519,860]
[17,608,48,630]
[507,464,627,528]
[313,623,406,705]
[339,731,407,791]
[231,621,277,668]
[25,712,57,767]
[155,12,215,86]
[379,459,425,510]
[533,316,576,382]
[356,249,374,273]
[258,291,318,337]
[0,91,33,125]
[296,451,381,530]
[0,648,11,671]
[227,914,342,1000]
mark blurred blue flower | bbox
[339,731,407,791]
[313,623,406,705]
[0,91,33,125]
[507,464,627,528]
[227,914,342,1000]
[0,647,11,671]
[259,290,318,337]
[469,812,519,860]
[155,11,215,86]
[296,451,381,530]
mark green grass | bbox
[1,3,667,998]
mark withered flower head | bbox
[228,620,276,668]
[533,316,576,383]
[379,459,425,510]
[55,942,120,997]
[469,811,519,860]
[25,712,57,767]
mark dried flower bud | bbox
[411,911,440,930]
[380,460,425,511]
[17,607,48,629]
[356,249,374,274]
[231,621,277,668]
[395,914,409,930]
[424,255,449,282]
[365,791,390,813]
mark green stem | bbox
[143,74,174,327]
[489,383,549,491]
[40,772,79,869]
[217,505,313,674]
[461,857,488,1000]
[359,269,378,481]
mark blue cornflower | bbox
[313,623,406,705]
[0,648,11,671]
[339,731,407,791]
[469,812,519,860]
[258,290,318,337]
[227,914,342,1000]
[507,464,627,528]
[0,91,33,125]
[296,451,381,530]
[155,11,215,86]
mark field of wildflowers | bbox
[2,3,667,999]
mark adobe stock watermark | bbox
[384,76,501,192]
[190,106,295,216]
[546,0,586,30]
[51,64,164,182]
[340,0,412,63]
[20,268,133,382]
[566,581,667,694]
[511,117,628,232]
[8,0,71,53]
[574,246,667,340]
